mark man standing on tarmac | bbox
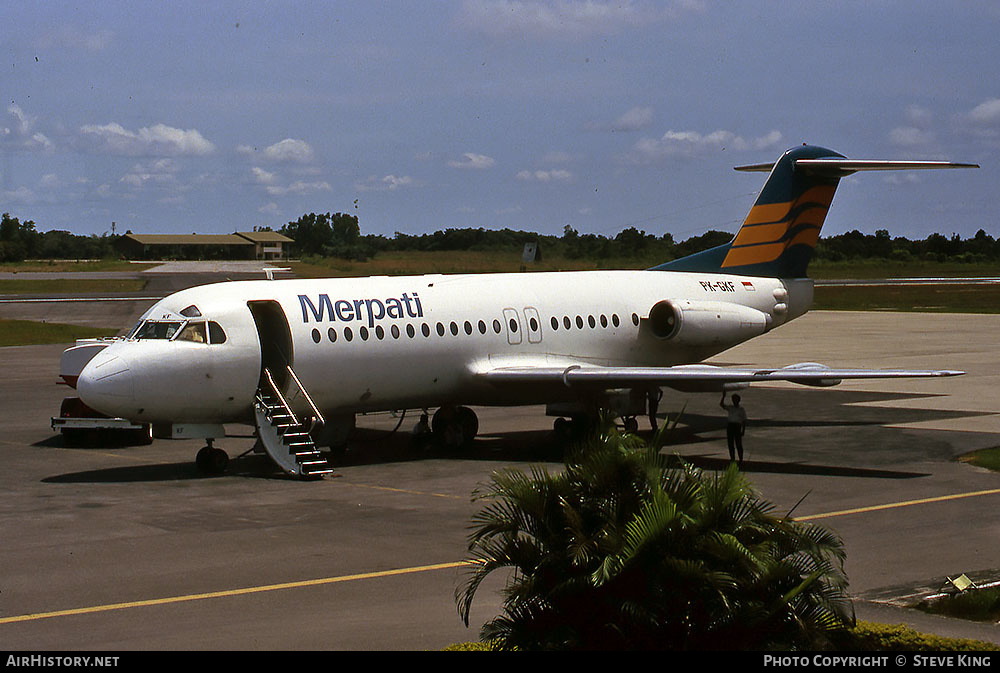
[720,392,748,466]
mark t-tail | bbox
[651,144,978,278]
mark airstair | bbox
[254,366,333,478]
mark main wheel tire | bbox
[454,406,479,442]
[553,417,571,439]
[133,424,154,446]
[623,416,639,434]
[196,446,229,475]
[432,406,478,450]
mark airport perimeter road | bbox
[0,262,294,329]
[1,312,1000,649]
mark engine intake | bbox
[648,299,768,347]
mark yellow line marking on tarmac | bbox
[5,488,1000,626]
[341,480,468,500]
[0,561,472,626]
[795,488,1000,521]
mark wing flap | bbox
[479,363,963,390]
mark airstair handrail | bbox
[285,365,325,432]
[263,367,299,427]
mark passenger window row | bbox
[311,318,501,344]
[309,311,640,344]
[549,312,639,331]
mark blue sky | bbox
[2,1,998,244]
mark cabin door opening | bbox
[248,300,294,391]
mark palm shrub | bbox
[456,421,854,650]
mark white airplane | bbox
[71,144,976,477]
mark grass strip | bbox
[957,446,1000,472]
[0,260,155,273]
[916,587,1000,623]
[0,279,148,295]
[813,284,1000,313]
[0,319,118,346]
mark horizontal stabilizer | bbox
[735,158,979,176]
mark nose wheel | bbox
[196,439,229,476]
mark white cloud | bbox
[586,106,655,132]
[258,202,281,215]
[80,122,215,156]
[265,180,331,197]
[356,174,415,191]
[251,163,330,197]
[969,98,1000,126]
[456,0,687,39]
[1,186,36,204]
[888,104,936,147]
[956,98,1000,143]
[2,104,54,152]
[30,132,54,151]
[120,159,179,188]
[7,104,33,135]
[884,173,922,185]
[241,138,316,163]
[613,106,654,131]
[889,126,934,147]
[904,104,933,128]
[631,128,782,161]
[251,166,278,185]
[448,152,496,169]
[516,168,572,182]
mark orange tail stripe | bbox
[742,201,792,225]
[721,241,787,267]
[788,227,822,249]
[732,220,793,246]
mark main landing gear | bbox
[431,405,479,450]
[551,389,663,440]
[196,439,229,476]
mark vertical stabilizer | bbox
[653,145,843,277]
[651,145,976,278]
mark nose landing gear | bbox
[196,439,229,476]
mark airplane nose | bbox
[77,350,134,414]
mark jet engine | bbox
[647,299,768,347]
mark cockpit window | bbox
[180,305,202,318]
[208,321,227,344]
[176,321,208,343]
[134,320,183,340]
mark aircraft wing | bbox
[479,362,964,391]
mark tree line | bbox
[0,213,121,262]
[3,209,1000,266]
[277,211,1000,266]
